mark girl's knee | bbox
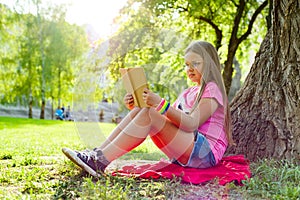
[129,107,141,115]
[132,107,141,111]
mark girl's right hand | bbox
[124,93,134,110]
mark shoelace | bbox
[76,149,109,172]
[77,150,94,163]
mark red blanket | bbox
[111,155,251,185]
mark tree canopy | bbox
[1,0,270,118]
[0,2,89,118]
[98,0,269,102]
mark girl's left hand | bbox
[142,88,162,107]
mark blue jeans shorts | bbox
[172,131,216,169]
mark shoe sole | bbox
[62,147,101,177]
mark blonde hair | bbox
[186,41,234,146]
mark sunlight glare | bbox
[63,0,127,38]
[0,0,128,39]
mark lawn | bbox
[0,116,299,199]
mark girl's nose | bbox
[185,65,195,71]
[186,66,194,71]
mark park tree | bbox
[0,4,21,104]
[228,0,300,161]
[0,5,40,119]
[18,12,41,118]
[45,5,89,118]
[36,1,48,119]
[0,1,89,119]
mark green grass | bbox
[0,116,299,199]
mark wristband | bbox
[155,98,165,111]
[156,99,170,115]
[161,102,170,115]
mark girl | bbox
[62,41,234,177]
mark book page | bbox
[120,67,148,108]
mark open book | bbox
[119,67,149,108]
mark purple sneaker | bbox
[62,147,110,177]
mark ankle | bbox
[93,148,110,166]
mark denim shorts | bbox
[172,131,216,169]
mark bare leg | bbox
[102,108,151,161]
[101,107,194,164]
[99,107,141,149]
[147,108,194,164]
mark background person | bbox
[55,106,64,120]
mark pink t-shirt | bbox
[173,82,228,163]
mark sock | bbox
[93,148,110,167]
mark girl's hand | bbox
[124,93,134,110]
[142,88,162,107]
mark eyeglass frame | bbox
[184,61,203,70]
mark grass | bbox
[0,116,300,199]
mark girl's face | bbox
[184,51,203,86]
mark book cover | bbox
[119,67,149,108]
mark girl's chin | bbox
[189,78,200,84]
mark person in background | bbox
[55,106,64,120]
[61,105,65,116]
[65,105,72,121]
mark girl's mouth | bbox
[188,74,195,78]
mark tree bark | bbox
[37,2,46,120]
[228,57,241,102]
[227,0,300,161]
[28,93,33,119]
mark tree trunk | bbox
[227,0,300,161]
[228,56,241,102]
[39,98,45,119]
[51,96,54,120]
[37,2,46,120]
[58,65,61,107]
[28,93,33,119]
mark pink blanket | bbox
[111,155,251,185]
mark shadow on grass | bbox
[52,166,230,200]
[52,174,81,199]
[52,170,133,199]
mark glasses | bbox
[184,61,202,70]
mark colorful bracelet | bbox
[161,102,170,115]
[156,98,170,115]
[155,98,165,111]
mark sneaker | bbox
[62,147,109,177]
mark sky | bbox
[62,0,127,38]
[0,0,128,39]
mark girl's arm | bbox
[165,98,218,132]
[142,88,218,132]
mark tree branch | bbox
[238,0,268,44]
[231,0,246,43]
[176,5,222,50]
[198,16,223,50]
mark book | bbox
[119,67,149,108]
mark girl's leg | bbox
[102,107,194,165]
[62,107,194,177]
[101,108,152,161]
[62,107,149,176]
[99,107,141,149]
[148,108,195,164]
